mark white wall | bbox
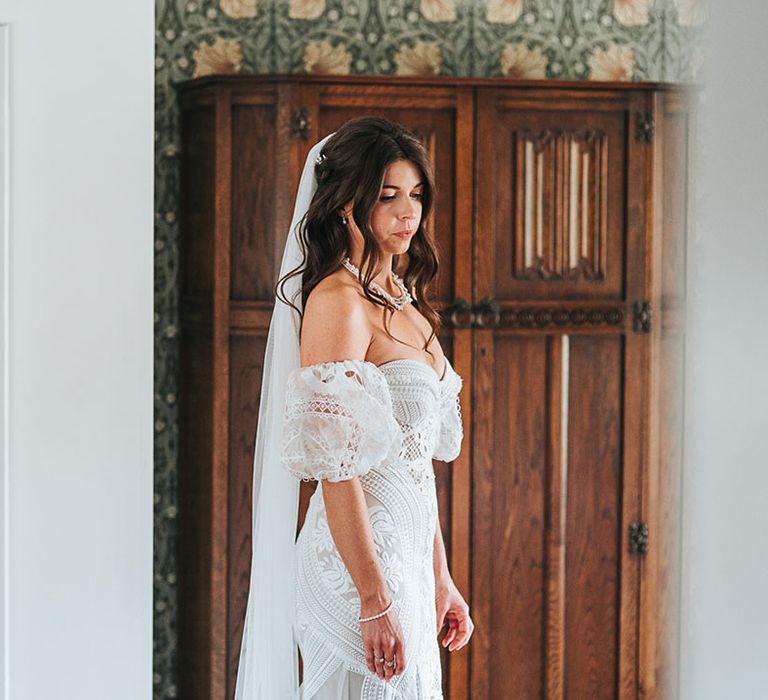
[681,1,768,699]
[0,0,765,698]
[0,2,153,699]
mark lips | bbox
[393,229,413,237]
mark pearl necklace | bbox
[341,256,413,311]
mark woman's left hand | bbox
[435,577,474,652]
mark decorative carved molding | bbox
[499,305,624,329]
[512,128,608,282]
[443,299,625,329]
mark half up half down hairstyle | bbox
[275,116,442,363]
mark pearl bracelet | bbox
[358,599,394,623]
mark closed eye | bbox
[380,193,424,201]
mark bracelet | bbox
[358,599,394,623]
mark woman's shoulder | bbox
[305,268,368,318]
[301,269,373,363]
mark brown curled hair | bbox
[275,116,441,362]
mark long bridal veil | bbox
[234,131,336,699]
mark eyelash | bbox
[380,193,424,201]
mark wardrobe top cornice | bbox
[174,73,699,96]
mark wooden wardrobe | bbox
[175,74,695,700]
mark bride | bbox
[234,116,474,699]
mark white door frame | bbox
[0,21,10,700]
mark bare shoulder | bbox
[300,269,373,366]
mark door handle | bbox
[445,297,474,328]
[474,297,500,328]
[443,297,501,328]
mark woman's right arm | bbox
[322,477,406,681]
[299,284,406,682]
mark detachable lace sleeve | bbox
[280,359,403,482]
[432,361,464,463]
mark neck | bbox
[345,248,396,292]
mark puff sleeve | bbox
[280,359,403,482]
[432,361,464,463]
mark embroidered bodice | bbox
[279,357,464,699]
[281,357,463,483]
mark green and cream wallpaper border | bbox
[153,0,704,696]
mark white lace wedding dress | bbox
[280,356,464,700]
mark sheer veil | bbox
[234,131,337,699]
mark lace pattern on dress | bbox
[431,363,463,463]
[280,360,403,482]
[285,358,465,699]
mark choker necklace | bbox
[341,256,413,311]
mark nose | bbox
[398,197,419,222]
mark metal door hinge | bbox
[633,300,652,333]
[628,521,649,555]
[290,106,310,139]
[635,112,654,143]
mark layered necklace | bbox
[341,256,413,311]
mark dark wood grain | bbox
[175,75,695,700]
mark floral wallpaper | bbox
[153,0,704,696]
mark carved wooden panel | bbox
[513,127,608,281]
[230,97,278,302]
[478,88,629,301]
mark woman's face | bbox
[344,159,424,257]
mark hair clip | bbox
[315,152,326,165]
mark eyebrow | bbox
[382,181,425,189]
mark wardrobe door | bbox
[178,78,309,700]
[296,81,476,697]
[471,86,654,699]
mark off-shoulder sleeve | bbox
[432,359,464,463]
[280,359,403,482]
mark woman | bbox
[234,117,473,700]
